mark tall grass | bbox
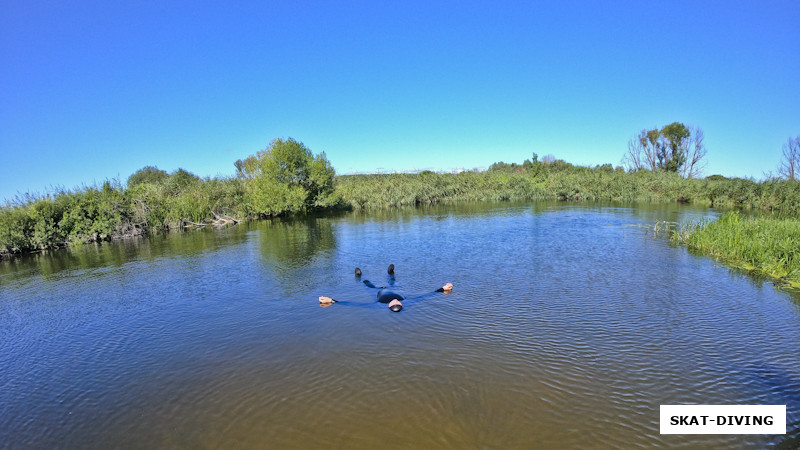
[334,171,550,207]
[0,177,248,255]
[674,212,800,286]
[126,177,247,229]
[3,158,800,258]
[335,167,800,214]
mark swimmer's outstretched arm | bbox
[400,283,454,304]
[318,296,373,308]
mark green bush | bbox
[0,205,34,253]
[127,166,168,187]
[241,138,335,216]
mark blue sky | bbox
[1,0,798,202]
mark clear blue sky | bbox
[1,0,798,202]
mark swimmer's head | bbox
[388,299,403,312]
[387,264,395,275]
[354,267,362,278]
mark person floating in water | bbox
[319,264,453,312]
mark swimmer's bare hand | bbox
[319,296,335,304]
[441,282,453,292]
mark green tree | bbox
[242,138,335,216]
[660,122,690,172]
[168,168,201,188]
[624,123,705,177]
[127,166,168,187]
[234,159,246,178]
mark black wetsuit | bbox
[376,289,404,304]
[362,280,404,303]
[358,278,446,312]
[356,280,402,312]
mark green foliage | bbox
[0,176,248,256]
[626,122,704,177]
[659,122,690,172]
[57,181,129,243]
[127,166,201,195]
[168,168,201,189]
[242,138,335,216]
[675,212,800,286]
[234,159,246,178]
[595,164,614,173]
[335,164,800,214]
[127,166,168,187]
[0,137,337,257]
[28,197,67,249]
[488,161,520,172]
[126,176,247,228]
[0,205,33,253]
[4,140,800,259]
[0,181,134,254]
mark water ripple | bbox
[1,203,799,449]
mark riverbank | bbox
[0,178,250,257]
[673,212,800,288]
[2,163,800,260]
[335,168,800,212]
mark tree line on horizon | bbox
[479,122,799,184]
[1,128,799,257]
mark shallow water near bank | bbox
[1,201,799,448]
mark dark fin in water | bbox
[355,267,362,278]
[387,264,395,275]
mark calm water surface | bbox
[1,201,799,449]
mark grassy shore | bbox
[0,178,249,256]
[2,159,800,261]
[335,167,800,212]
[673,212,800,287]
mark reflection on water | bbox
[257,217,337,270]
[1,201,799,449]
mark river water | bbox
[1,201,799,449]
